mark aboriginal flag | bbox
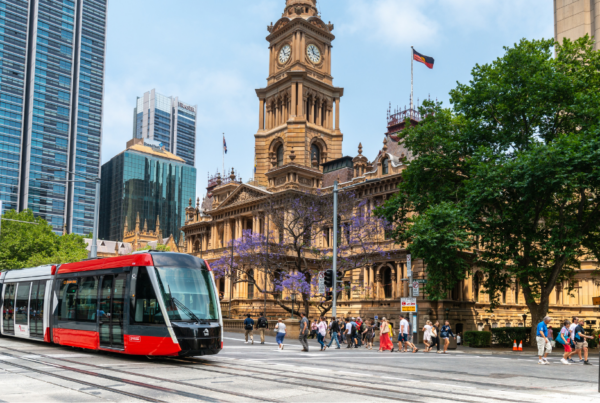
[223,135,227,154]
[413,49,434,69]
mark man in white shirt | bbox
[398,315,409,352]
[345,318,354,348]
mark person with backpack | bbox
[440,321,455,354]
[574,318,593,365]
[243,314,255,345]
[257,312,269,345]
[327,316,341,349]
[355,317,363,347]
[362,320,375,350]
[556,319,573,365]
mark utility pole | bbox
[332,181,338,318]
[407,254,415,337]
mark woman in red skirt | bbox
[379,317,394,352]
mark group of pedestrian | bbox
[549,316,594,365]
[245,312,596,365]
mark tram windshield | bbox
[154,267,219,321]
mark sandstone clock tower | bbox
[254,0,344,188]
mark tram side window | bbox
[77,277,99,322]
[15,282,31,325]
[134,267,165,325]
[58,279,78,321]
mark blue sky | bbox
[103,0,554,198]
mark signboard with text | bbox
[318,271,325,294]
[412,281,420,297]
[401,298,416,312]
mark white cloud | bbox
[336,0,552,49]
[339,0,440,47]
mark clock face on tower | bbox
[306,44,321,64]
[279,45,291,64]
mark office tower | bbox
[0,0,107,235]
[133,89,197,167]
[98,138,196,244]
[554,0,600,50]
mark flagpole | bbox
[411,46,414,111]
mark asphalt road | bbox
[0,331,598,402]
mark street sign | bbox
[401,298,416,312]
[416,279,427,283]
[374,315,378,320]
[406,254,412,277]
[318,271,325,294]
[593,296,600,305]
[413,283,420,297]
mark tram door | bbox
[2,284,15,335]
[28,281,46,339]
[99,274,127,349]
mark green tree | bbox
[136,244,170,252]
[377,36,600,345]
[0,209,89,270]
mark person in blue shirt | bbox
[440,321,455,354]
[243,314,255,345]
[536,316,552,365]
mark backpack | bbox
[258,317,268,328]
[244,319,253,330]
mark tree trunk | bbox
[526,297,549,348]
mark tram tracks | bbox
[0,354,167,403]
[0,347,271,403]
[170,357,534,403]
[189,358,535,403]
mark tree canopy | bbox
[0,209,89,270]
[376,36,600,343]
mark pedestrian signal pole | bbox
[332,181,338,318]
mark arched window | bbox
[474,272,483,302]
[311,144,320,166]
[382,157,389,175]
[276,144,284,167]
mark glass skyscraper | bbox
[99,138,196,244]
[0,0,107,235]
[133,89,197,167]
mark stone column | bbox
[307,97,313,124]
[335,98,340,130]
[291,83,297,117]
[259,98,265,130]
[298,82,304,118]
[316,99,322,126]
[391,269,397,299]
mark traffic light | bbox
[324,269,333,288]
[325,291,332,301]
[336,270,343,284]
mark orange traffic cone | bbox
[513,340,517,351]
[518,341,523,351]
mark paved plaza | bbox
[0,332,598,402]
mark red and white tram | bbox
[0,252,223,357]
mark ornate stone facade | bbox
[180,1,600,335]
[255,0,343,187]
